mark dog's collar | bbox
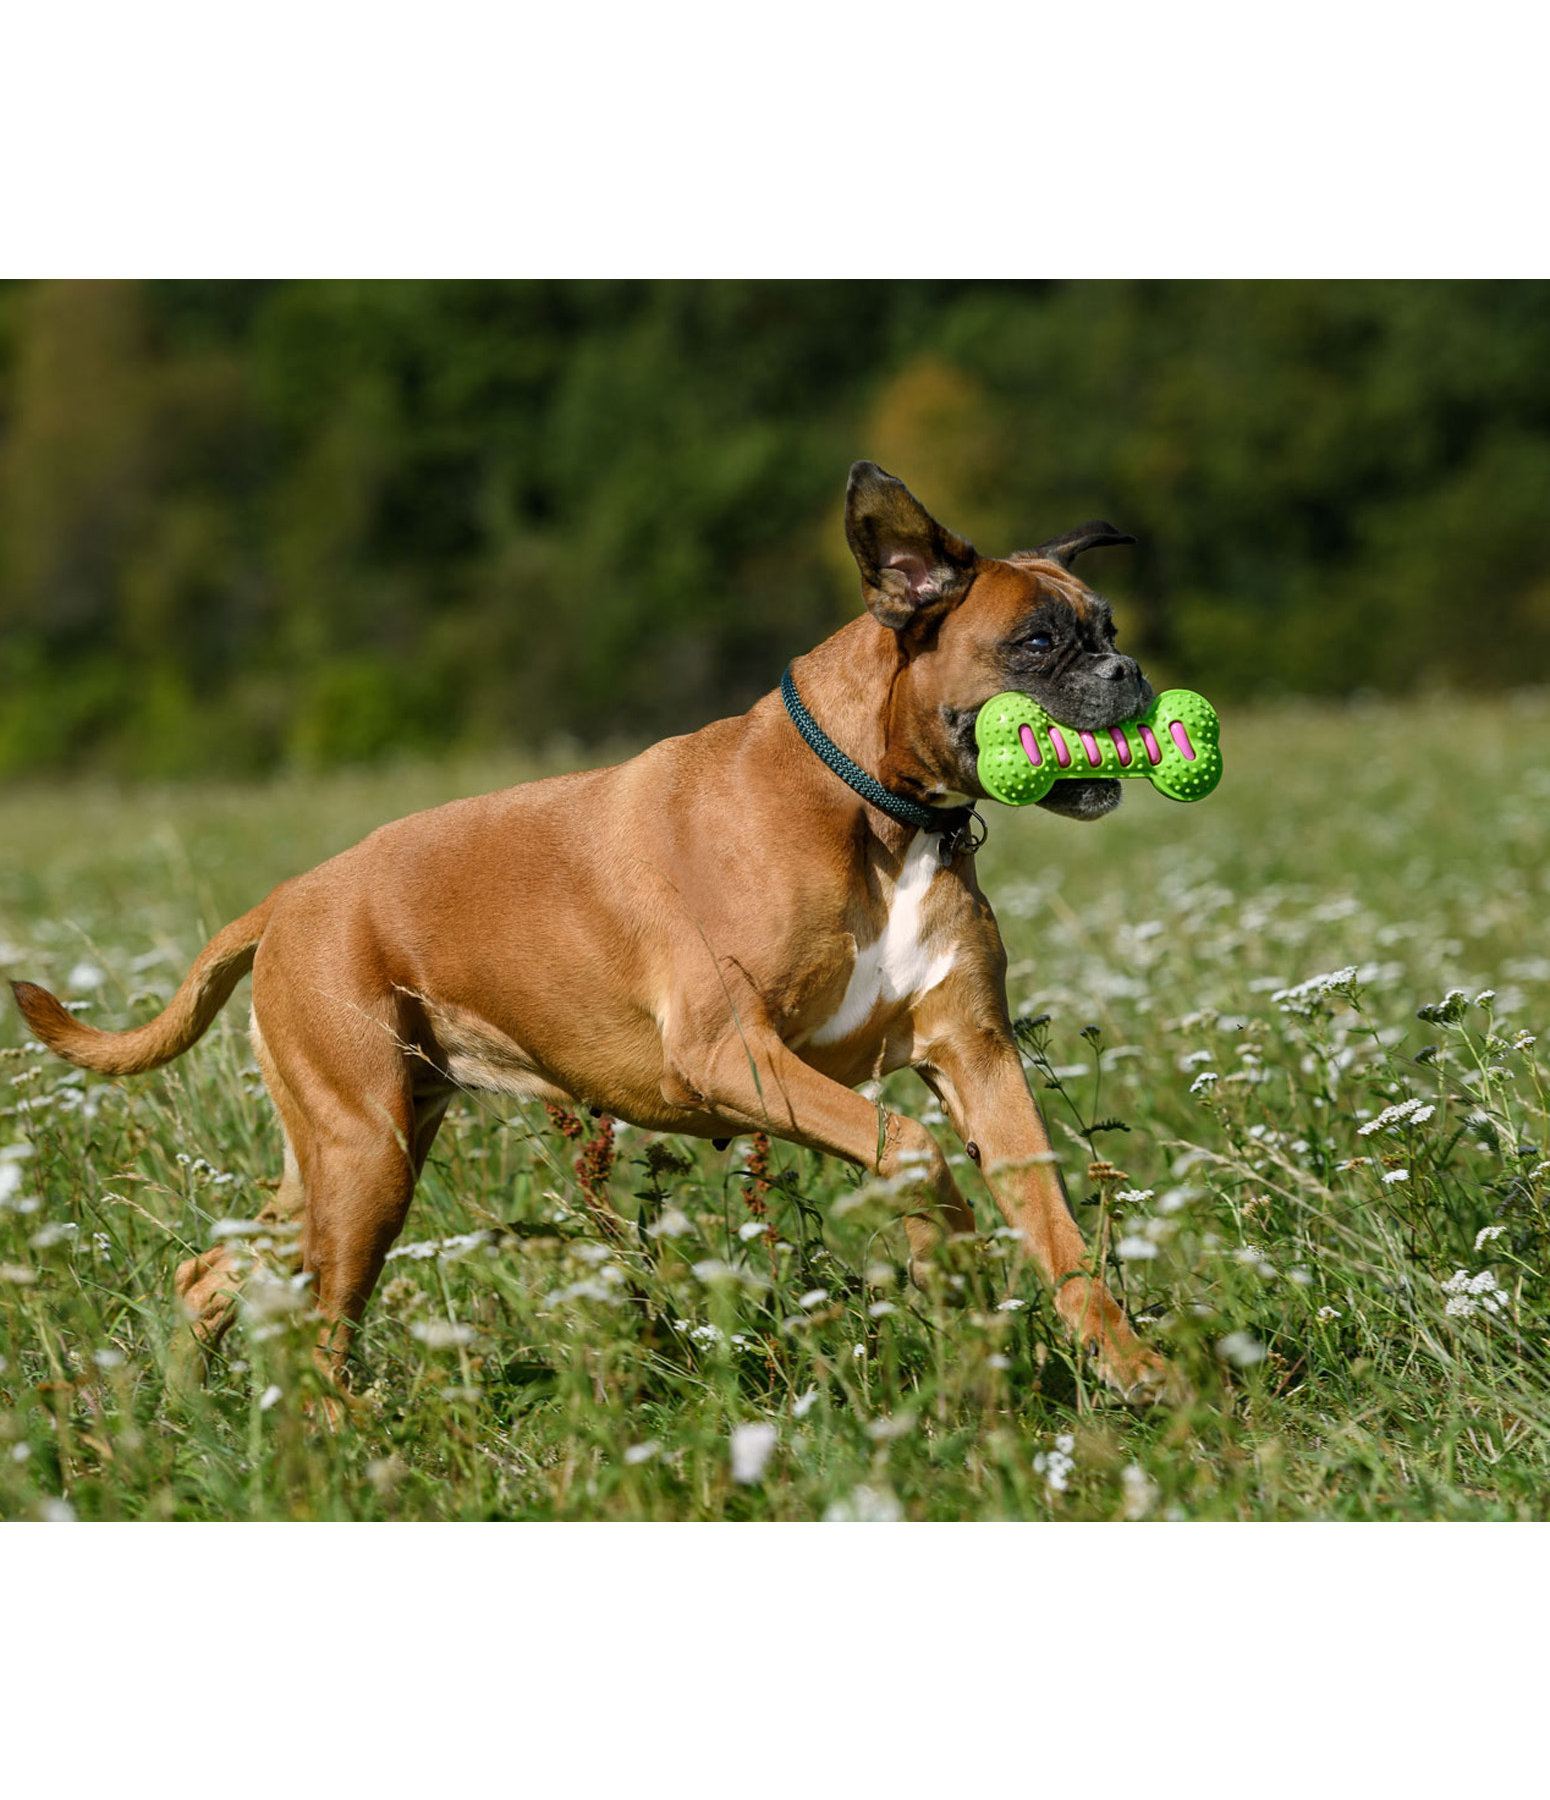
[780,666,984,859]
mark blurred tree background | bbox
[0,279,1546,780]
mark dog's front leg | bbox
[668,1028,977,1272]
[918,1023,1169,1401]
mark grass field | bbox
[1,693,1547,1521]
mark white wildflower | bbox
[66,961,106,991]
[868,1300,896,1318]
[792,1387,820,1418]
[1442,1268,1510,1319]
[1121,1463,1158,1520]
[730,1421,777,1485]
[864,1413,914,1442]
[1034,1432,1076,1495]
[1357,1097,1431,1136]
[90,1347,124,1370]
[737,1220,767,1241]
[1475,1225,1507,1250]
[624,1441,660,1465]
[0,1164,22,1204]
[852,1343,867,1360]
[1272,967,1358,1014]
[409,1319,475,1348]
[646,1207,693,1239]
[1317,1305,1342,1322]
[1217,1331,1267,1367]
[544,1277,621,1306]
[798,1288,830,1309]
[996,1298,1026,1312]
[824,1484,902,1522]
[1189,1070,1219,1094]
[1115,1235,1159,1261]
[385,1230,488,1263]
[690,1257,767,1290]
[39,1497,76,1522]
[1382,1168,1410,1185]
[1510,1031,1536,1053]
[1114,1189,1155,1205]
[258,1384,282,1411]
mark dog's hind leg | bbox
[167,996,450,1396]
[255,1008,446,1388]
[297,1111,428,1382]
[167,1015,309,1392]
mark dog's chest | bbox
[806,834,956,1047]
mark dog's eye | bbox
[1023,632,1052,652]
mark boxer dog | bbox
[13,463,1170,1400]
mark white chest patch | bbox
[810,833,955,1045]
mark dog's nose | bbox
[1095,654,1140,683]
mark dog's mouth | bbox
[1023,686,1146,820]
[1035,776,1122,820]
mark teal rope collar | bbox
[780,665,982,855]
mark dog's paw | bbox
[1097,1345,1190,1409]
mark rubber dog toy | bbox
[975,689,1222,805]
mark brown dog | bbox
[13,462,1170,1399]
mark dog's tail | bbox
[10,894,278,1077]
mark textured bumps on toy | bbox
[975,689,1222,806]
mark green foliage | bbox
[1,694,1547,1519]
[1,280,1547,779]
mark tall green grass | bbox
[1,695,1547,1519]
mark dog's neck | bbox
[786,616,959,813]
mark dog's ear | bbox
[844,461,978,630]
[1019,521,1136,569]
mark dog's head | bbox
[844,460,1152,820]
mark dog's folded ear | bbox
[1020,522,1136,569]
[845,461,978,630]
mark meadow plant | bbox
[0,697,1546,1518]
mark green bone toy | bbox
[975,688,1222,806]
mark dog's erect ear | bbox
[1020,522,1136,569]
[844,461,978,630]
